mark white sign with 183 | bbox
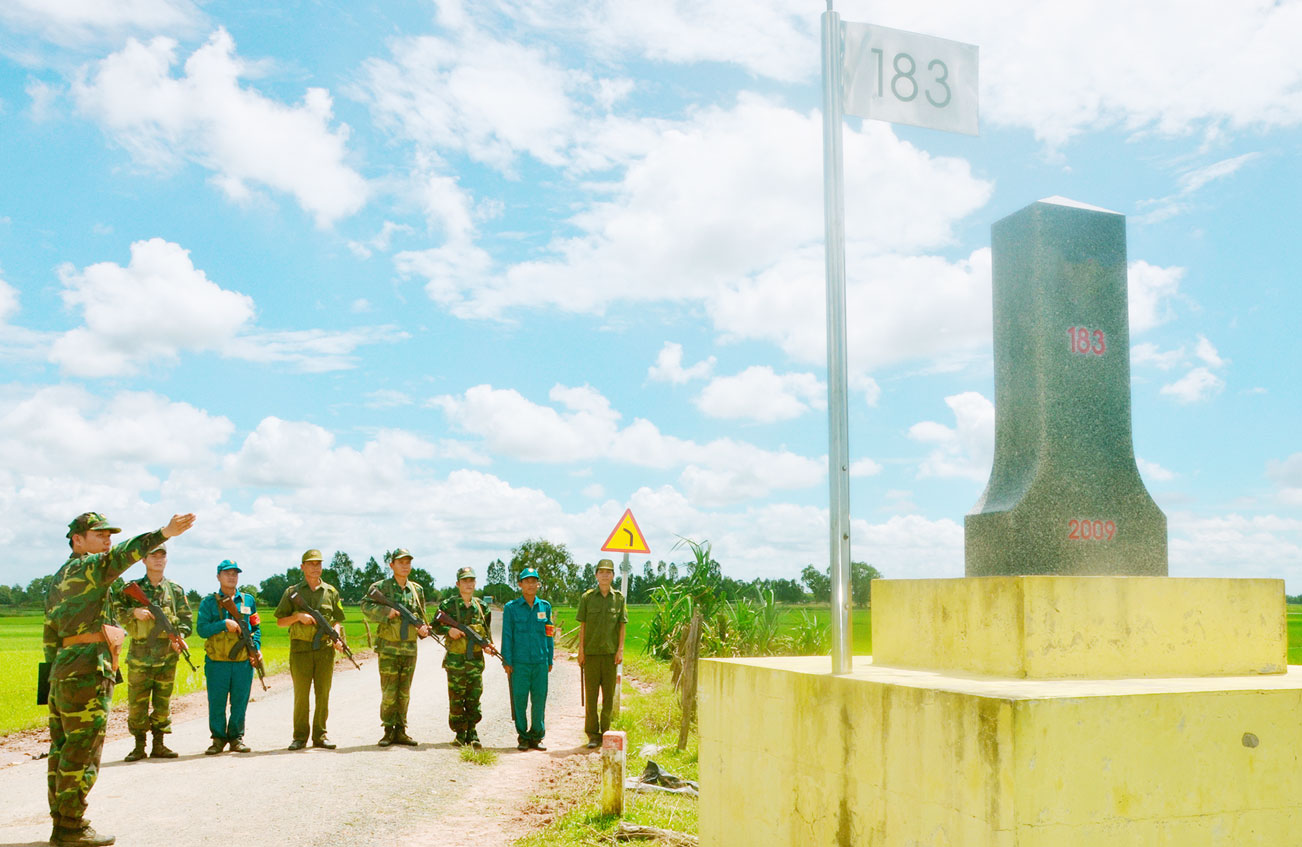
[841,22,978,136]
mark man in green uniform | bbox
[116,544,193,761]
[275,549,346,750]
[44,510,196,847]
[433,566,492,749]
[576,558,627,748]
[360,548,431,746]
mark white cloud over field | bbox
[72,29,366,226]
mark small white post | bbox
[601,730,627,816]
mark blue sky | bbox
[1,0,1299,592]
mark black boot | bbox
[228,737,251,753]
[204,738,226,755]
[150,731,178,759]
[378,726,395,747]
[123,733,147,762]
[392,726,417,746]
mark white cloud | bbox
[0,0,202,46]
[432,382,823,504]
[397,96,992,331]
[1194,334,1225,368]
[72,29,367,227]
[582,483,605,499]
[1138,153,1263,224]
[50,238,255,376]
[48,238,403,376]
[364,389,413,408]
[647,342,714,385]
[1131,342,1185,371]
[1160,366,1225,404]
[1267,453,1302,506]
[1169,512,1302,587]
[695,366,823,423]
[849,458,882,477]
[358,30,579,173]
[1136,457,1176,483]
[1128,261,1184,334]
[908,391,994,481]
[0,278,18,324]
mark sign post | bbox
[601,509,649,716]
[820,4,978,673]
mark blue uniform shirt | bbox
[197,591,262,649]
[501,596,553,666]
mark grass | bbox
[551,604,875,657]
[514,654,699,846]
[461,745,499,766]
[0,607,377,735]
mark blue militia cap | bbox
[518,567,540,581]
[217,559,242,573]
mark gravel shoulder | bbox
[0,628,588,846]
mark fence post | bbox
[678,610,703,751]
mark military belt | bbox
[62,631,107,647]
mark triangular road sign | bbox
[601,508,650,554]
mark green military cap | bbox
[217,559,242,573]
[66,512,121,538]
[456,566,475,581]
[301,548,324,563]
[391,548,413,561]
[518,567,540,582]
[596,558,616,572]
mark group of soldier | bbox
[42,510,627,847]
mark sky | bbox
[0,0,1299,594]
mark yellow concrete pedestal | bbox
[698,578,1301,846]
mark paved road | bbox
[0,628,586,847]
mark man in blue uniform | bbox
[197,560,262,755]
[501,567,553,751]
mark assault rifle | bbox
[289,589,362,670]
[365,587,431,641]
[122,581,198,672]
[434,610,502,660]
[216,593,268,691]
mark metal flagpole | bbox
[821,1,853,675]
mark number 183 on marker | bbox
[841,23,979,136]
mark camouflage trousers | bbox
[377,640,417,728]
[442,652,485,733]
[126,657,179,734]
[47,674,113,828]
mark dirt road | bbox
[0,632,588,846]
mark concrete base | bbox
[699,657,1302,846]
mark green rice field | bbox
[0,607,375,735]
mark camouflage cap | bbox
[217,559,242,573]
[456,566,476,581]
[66,512,121,538]
[518,567,541,582]
[596,558,616,572]
[390,548,414,562]
[301,548,324,564]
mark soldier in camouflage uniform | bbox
[44,511,196,847]
[360,548,431,747]
[433,566,492,749]
[116,544,193,762]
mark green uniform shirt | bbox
[116,576,193,664]
[43,529,168,681]
[274,581,345,653]
[360,577,427,643]
[433,595,491,656]
[576,587,627,655]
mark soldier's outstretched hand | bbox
[163,513,197,538]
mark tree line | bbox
[1,540,883,609]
